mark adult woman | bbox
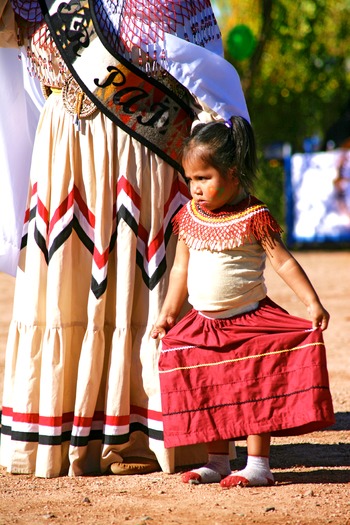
[0,0,249,477]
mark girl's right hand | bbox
[150,315,176,339]
[150,326,166,339]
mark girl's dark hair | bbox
[182,117,258,193]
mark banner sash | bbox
[38,0,195,173]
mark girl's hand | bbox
[308,301,330,331]
[150,326,166,339]
[150,316,176,339]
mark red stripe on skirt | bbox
[159,298,335,448]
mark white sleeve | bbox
[0,47,44,275]
[164,33,250,123]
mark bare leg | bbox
[207,440,230,455]
[182,440,231,484]
[220,433,274,488]
[246,433,271,457]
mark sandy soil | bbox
[0,251,349,525]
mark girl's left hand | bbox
[308,302,330,331]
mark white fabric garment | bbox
[0,47,44,275]
[187,242,266,311]
[164,33,250,123]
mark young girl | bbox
[151,117,335,487]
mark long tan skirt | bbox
[0,91,205,477]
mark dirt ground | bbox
[0,250,349,525]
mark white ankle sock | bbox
[182,454,231,484]
[220,455,274,487]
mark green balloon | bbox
[227,24,256,61]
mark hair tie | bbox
[224,119,233,129]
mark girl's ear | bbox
[229,167,239,183]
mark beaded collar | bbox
[172,195,282,251]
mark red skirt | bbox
[158,298,335,448]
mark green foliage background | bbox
[213,0,350,232]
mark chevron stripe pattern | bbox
[21,176,189,298]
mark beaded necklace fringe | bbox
[172,196,283,251]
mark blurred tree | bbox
[213,0,350,231]
[214,0,350,152]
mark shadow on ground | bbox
[274,468,350,484]
[232,441,350,469]
[232,411,350,484]
[327,411,350,431]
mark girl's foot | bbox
[220,455,274,488]
[182,454,231,484]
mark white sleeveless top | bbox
[187,239,267,312]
